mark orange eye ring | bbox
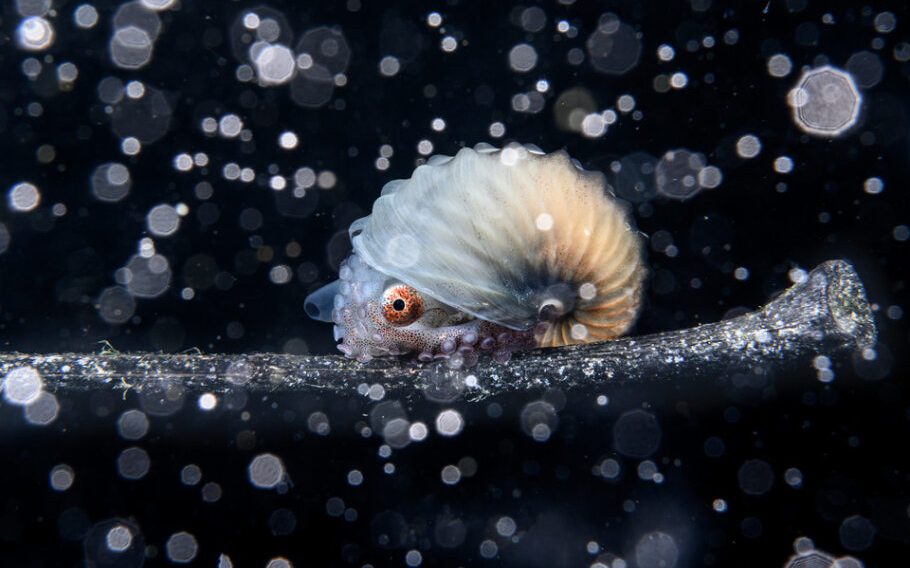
[382,285,424,325]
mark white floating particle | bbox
[3,367,43,405]
[17,16,54,51]
[670,72,688,88]
[657,44,675,61]
[379,55,400,77]
[248,453,285,489]
[535,213,554,231]
[767,54,793,78]
[8,182,41,212]
[788,267,809,284]
[773,156,794,174]
[697,165,723,189]
[441,36,457,52]
[253,43,296,86]
[106,524,134,552]
[508,43,538,72]
[125,80,145,99]
[874,12,896,34]
[278,131,298,149]
[736,134,762,159]
[57,62,79,82]
[218,114,243,138]
[581,113,607,137]
[174,153,193,172]
[117,409,150,440]
[788,66,861,137]
[165,532,198,564]
[109,26,153,70]
[440,464,462,485]
[121,137,141,155]
[198,393,217,410]
[496,516,517,537]
[49,464,75,491]
[617,94,635,112]
[242,12,260,29]
[24,391,59,425]
[269,264,292,284]
[417,140,434,156]
[863,177,884,195]
[408,422,428,441]
[117,446,150,480]
[147,204,180,237]
[74,5,99,29]
[435,409,464,437]
[200,117,217,134]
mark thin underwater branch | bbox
[0,260,876,401]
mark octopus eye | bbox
[382,285,424,325]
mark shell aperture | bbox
[305,143,646,366]
[304,280,339,322]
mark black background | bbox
[0,1,908,567]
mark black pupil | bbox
[392,299,406,311]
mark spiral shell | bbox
[347,143,645,350]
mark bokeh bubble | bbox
[789,66,861,137]
[613,409,662,458]
[509,43,538,72]
[117,409,150,440]
[165,531,198,563]
[8,182,41,212]
[586,14,641,75]
[24,391,59,425]
[520,400,558,442]
[434,409,464,437]
[635,531,679,568]
[111,86,172,144]
[83,518,145,567]
[117,447,151,480]
[50,464,75,491]
[147,204,181,237]
[249,453,286,489]
[110,26,154,69]
[74,4,100,29]
[655,149,709,200]
[3,366,43,405]
[17,16,54,51]
[845,50,884,89]
[123,254,172,299]
[839,515,875,551]
[252,43,296,86]
[97,286,137,324]
[738,459,774,495]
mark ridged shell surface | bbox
[349,144,645,348]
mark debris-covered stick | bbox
[0,261,875,400]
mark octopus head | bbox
[304,254,532,366]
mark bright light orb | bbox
[789,66,861,137]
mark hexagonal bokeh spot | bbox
[790,66,861,137]
[785,551,835,568]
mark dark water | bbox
[0,1,908,567]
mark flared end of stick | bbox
[816,260,877,350]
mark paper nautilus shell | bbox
[305,143,646,367]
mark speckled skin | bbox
[332,254,534,368]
